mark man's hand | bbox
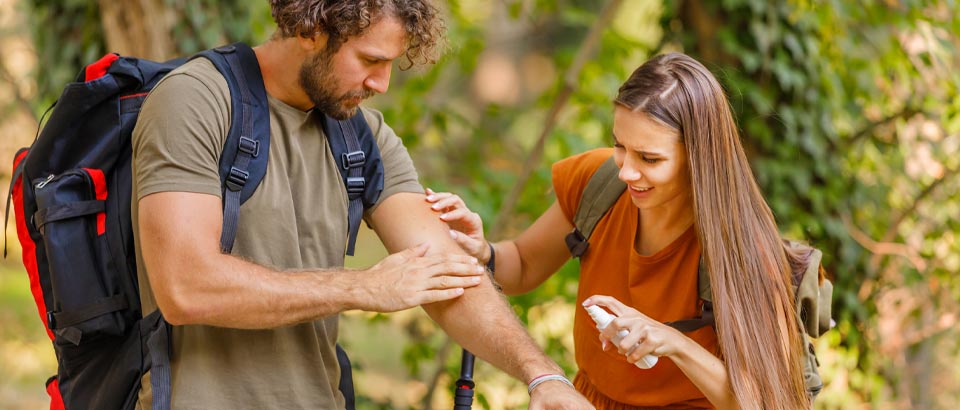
[354,243,485,312]
[529,381,595,410]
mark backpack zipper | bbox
[35,174,55,189]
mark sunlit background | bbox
[2,0,958,409]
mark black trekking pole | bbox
[454,349,476,410]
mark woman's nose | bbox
[618,156,642,183]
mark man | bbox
[131,1,594,408]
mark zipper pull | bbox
[36,174,55,189]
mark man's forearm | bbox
[140,191,365,328]
[372,192,567,382]
[421,277,563,382]
[150,251,359,328]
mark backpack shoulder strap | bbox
[564,156,625,258]
[663,261,715,332]
[191,43,271,254]
[318,111,384,256]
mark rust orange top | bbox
[552,148,719,409]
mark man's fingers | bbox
[419,260,485,277]
[430,274,482,290]
[379,243,429,266]
[403,242,430,258]
[423,253,480,266]
[405,252,479,267]
[417,288,466,305]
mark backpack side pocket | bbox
[33,168,129,346]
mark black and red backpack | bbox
[4,42,382,410]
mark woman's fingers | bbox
[439,209,483,232]
[583,294,633,317]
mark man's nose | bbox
[364,64,392,94]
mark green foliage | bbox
[380,0,960,406]
[375,0,662,404]
[25,0,273,115]
[659,0,959,407]
[10,0,959,408]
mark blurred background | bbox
[1,0,958,409]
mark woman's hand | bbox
[424,188,490,263]
[583,295,689,365]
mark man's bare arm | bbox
[369,192,566,382]
[138,191,484,328]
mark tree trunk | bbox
[98,0,177,60]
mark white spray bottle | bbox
[585,305,658,369]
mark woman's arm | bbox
[584,295,738,410]
[497,202,574,294]
[426,190,573,295]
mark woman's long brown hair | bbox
[615,53,811,409]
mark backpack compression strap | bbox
[192,43,272,254]
[4,148,29,258]
[565,155,716,332]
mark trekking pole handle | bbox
[454,349,476,410]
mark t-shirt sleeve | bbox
[551,148,616,223]
[132,59,231,200]
[360,107,422,217]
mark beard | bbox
[299,49,375,120]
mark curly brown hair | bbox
[269,0,445,69]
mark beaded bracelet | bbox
[527,374,574,394]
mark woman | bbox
[426,53,813,409]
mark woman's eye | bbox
[613,143,625,149]
[642,157,660,164]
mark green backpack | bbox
[564,157,833,397]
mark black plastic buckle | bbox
[238,136,259,157]
[341,151,366,170]
[346,177,366,194]
[226,167,249,191]
[564,228,589,258]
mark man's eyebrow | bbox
[361,48,402,62]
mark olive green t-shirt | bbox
[131,58,421,409]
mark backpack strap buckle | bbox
[564,228,589,257]
[238,136,259,157]
[341,151,366,169]
[226,167,249,192]
[346,177,366,195]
